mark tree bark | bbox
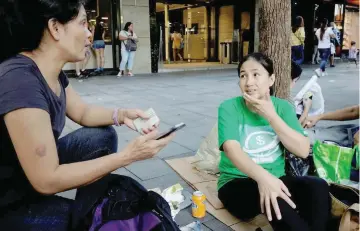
[258,0,291,99]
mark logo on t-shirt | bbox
[240,125,282,164]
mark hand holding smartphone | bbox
[156,123,186,140]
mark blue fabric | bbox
[318,48,331,72]
[120,50,135,71]
[291,45,304,65]
[93,40,105,49]
[0,126,118,231]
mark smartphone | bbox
[156,123,186,140]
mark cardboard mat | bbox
[166,156,273,231]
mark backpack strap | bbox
[147,191,181,231]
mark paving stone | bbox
[203,219,234,231]
[112,167,142,181]
[171,129,204,152]
[175,207,215,229]
[125,158,174,181]
[57,189,77,200]
[157,141,193,159]
[141,172,188,190]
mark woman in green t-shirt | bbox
[217,53,330,231]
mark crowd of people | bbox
[292,16,358,75]
[0,1,358,231]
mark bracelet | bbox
[112,108,121,126]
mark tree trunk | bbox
[258,0,291,99]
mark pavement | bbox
[58,63,359,230]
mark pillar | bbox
[164,4,170,63]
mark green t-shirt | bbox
[217,96,306,190]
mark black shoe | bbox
[330,65,335,68]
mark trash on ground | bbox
[180,221,202,231]
[149,183,192,219]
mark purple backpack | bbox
[71,175,180,231]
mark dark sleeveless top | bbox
[93,24,104,41]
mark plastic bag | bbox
[193,123,220,175]
[313,140,355,183]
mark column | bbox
[164,4,170,63]
[186,7,192,62]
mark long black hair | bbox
[238,52,275,95]
[320,18,328,41]
[0,0,86,63]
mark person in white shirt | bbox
[315,18,336,77]
[291,61,325,127]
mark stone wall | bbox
[121,0,151,74]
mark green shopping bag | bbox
[313,140,354,183]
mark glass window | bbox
[85,0,112,43]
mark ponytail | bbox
[320,18,328,41]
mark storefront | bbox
[342,0,359,51]
[154,0,255,68]
[63,0,121,72]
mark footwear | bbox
[330,65,335,68]
[314,68,322,77]
[128,72,134,77]
[117,71,124,78]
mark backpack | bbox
[71,174,180,231]
[124,39,137,52]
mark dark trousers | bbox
[0,126,118,231]
[291,45,304,65]
[218,176,330,231]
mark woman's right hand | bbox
[256,173,296,221]
[123,130,174,163]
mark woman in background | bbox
[117,22,138,77]
[291,16,305,65]
[315,18,336,77]
[92,16,106,73]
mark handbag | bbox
[329,183,359,231]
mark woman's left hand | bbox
[119,109,159,133]
[243,91,276,121]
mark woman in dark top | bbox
[92,16,106,73]
[0,0,173,230]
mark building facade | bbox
[62,0,359,74]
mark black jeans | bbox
[0,126,118,231]
[218,176,330,231]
